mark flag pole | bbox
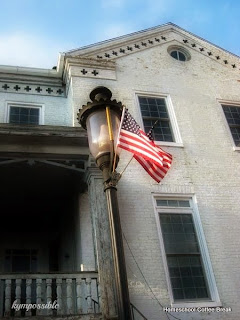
[119,154,134,179]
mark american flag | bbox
[117,108,172,183]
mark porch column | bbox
[85,163,117,319]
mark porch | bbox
[0,140,99,318]
[0,125,118,319]
[0,272,100,317]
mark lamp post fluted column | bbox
[78,87,132,320]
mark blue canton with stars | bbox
[122,109,141,136]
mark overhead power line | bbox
[123,232,183,320]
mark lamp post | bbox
[77,87,132,320]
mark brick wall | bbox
[0,91,72,126]
[1,31,240,319]
[71,42,240,319]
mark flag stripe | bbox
[138,156,166,177]
[119,130,172,165]
[118,136,172,167]
[135,155,170,181]
[117,108,172,183]
[118,138,164,166]
[134,156,166,182]
[120,130,165,159]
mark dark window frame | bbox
[9,106,40,125]
[138,96,175,142]
[4,249,38,273]
[167,46,191,62]
[155,197,217,303]
[222,104,240,146]
[159,212,210,301]
[170,50,187,61]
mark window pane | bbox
[13,249,30,255]
[222,105,240,145]
[9,114,20,123]
[171,277,182,288]
[166,256,209,300]
[20,108,29,115]
[170,51,178,59]
[184,287,197,299]
[30,108,39,116]
[168,200,179,207]
[9,106,40,125]
[142,110,150,117]
[178,52,186,61]
[157,199,190,207]
[29,115,39,124]
[139,96,174,142]
[12,256,30,272]
[196,287,209,298]
[171,214,182,222]
[179,200,191,207]
[139,97,147,104]
[159,212,209,301]
[31,256,38,272]
[10,107,20,115]
[4,256,11,272]
[170,50,186,61]
[169,266,180,277]
[173,289,184,299]
[160,214,199,254]
[19,115,29,124]
[157,200,168,206]
[5,249,38,272]
[230,127,240,146]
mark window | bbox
[154,196,220,306]
[222,104,240,147]
[4,249,38,272]
[137,94,182,146]
[9,106,39,125]
[6,102,44,125]
[167,46,191,62]
[160,212,209,300]
[138,97,173,142]
[170,50,186,61]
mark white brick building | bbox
[0,23,240,320]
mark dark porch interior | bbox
[0,159,84,273]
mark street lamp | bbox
[77,87,132,320]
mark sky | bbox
[0,0,239,69]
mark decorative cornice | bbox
[91,35,168,60]
[63,57,116,81]
[85,30,240,72]
[66,25,240,73]
[66,23,173,55]
[178,31,239,71]
[73,32,169,61]
[0,81,65,97]
[0,71,65,97]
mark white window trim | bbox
[135,91,183,147]
[152,193,221,308]
[5,101,45,125]
[218,99,240,152]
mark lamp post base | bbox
[104,183,132,320]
